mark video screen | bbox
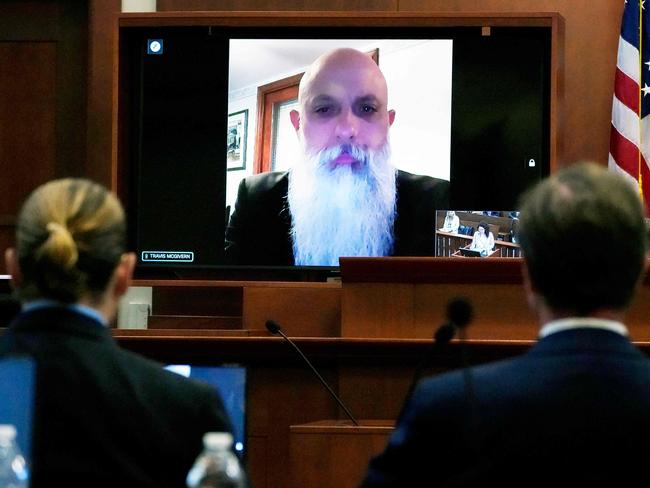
[435,210,521,258]
[124,25,549,271]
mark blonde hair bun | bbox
[15,178,126,303]
[38,222,79,270]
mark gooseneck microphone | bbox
[447,297,473,331]
[401,297,474,411]
[454,298,478,433]
[265,320,359,426]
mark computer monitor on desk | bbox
[165,364,247,456]
[458,247,482,257]
[0,357,35,464]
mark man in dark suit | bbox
[0,178,235,487]
[359,162,650,487]
[225,48,449,266]
[0,293,20,327]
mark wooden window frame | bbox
[253,49,379,174]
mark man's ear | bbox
[112,252,136,299]
[633,256,650,297]
[388,109,396,126]
[5,248,22,289]
[290,109,300,132]
[521,261,540,312]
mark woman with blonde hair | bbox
[1,178,233,487]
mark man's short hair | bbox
[517,162,647,314]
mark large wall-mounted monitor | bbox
[118,14,560,278]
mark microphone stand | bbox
[401,322,455,411]
[266,321,359,426]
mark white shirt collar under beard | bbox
[287,143,397,266]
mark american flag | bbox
[609,0,650,214]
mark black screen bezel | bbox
[119,23,551,281]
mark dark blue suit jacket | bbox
[224,170,450,265]
[0,307,233,488]
[360,327,650,487]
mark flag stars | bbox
[642,83,650,96]
[645,59,650,71]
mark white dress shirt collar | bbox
[539,317,628,339]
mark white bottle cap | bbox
[203,432,233,450]
[0,425,16,440]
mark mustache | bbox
[316,144,370,168]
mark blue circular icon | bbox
[149,41,161,53]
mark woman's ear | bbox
[112,252,136,298]
[522,261,542,313]
[5,248,22,289]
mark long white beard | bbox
[287,142,397,266]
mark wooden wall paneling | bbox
[0,42,57,209]
[157,0,398,12]
[55,1,89,177]
[147,315,242,329]
[243,434,267,488]
[88,0,122,188]
[623,284,650,342]
[0,41,57,272]
[245,365,341,488]
[0,1,89,271]
[153,285,243,315]
[338,365,415,421]
[414,283,537,341]
[341,283,414,338]
[339,259,650,342]
[0,1,89,178]
[289,421,394,488]
[242,283,341,336]
[0,3,60,223]
[340,258,533,339]
[342,282,536,341]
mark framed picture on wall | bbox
[227,109,248,171]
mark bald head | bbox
[298,48,389,105]
[290,48,395,169]
[518,162,647,315]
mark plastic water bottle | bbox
[186,432,246,488]
[0,425,29,488]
